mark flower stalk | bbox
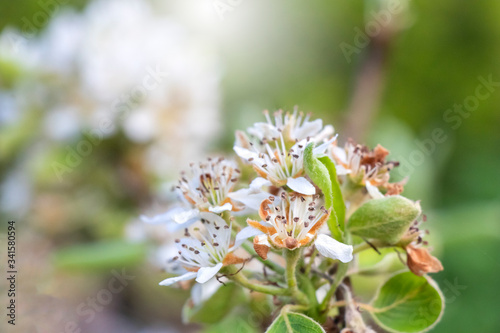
[285,249,309,305]
[224,265,289,296]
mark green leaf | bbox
[318,155,345,232]
[202,314,259,333]
[368,271,444,333]
[182,282,244,324]
[347,196,421,244]
[266,312,325,333]
[53,240,146,271]
[303,143,345,241]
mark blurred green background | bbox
[0,0,499,332]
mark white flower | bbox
[228,177,272,212]
[141,157,240,229]
[148,231,226,306]
[234,109,335,195]
[329,140,405,198]
[247,108,334,143]
[159,212,249,286]
[176,157,240,212]
[246,192,353,263]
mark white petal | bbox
[314,125,335,142]
[140,207,199,226]
[248,123,281,140]
[196,263,223,284]
[255,234,271,247]
[287,177,316,195]
[233,146,261,162]
[155,244,187,274]
[313,136,337,155]
[232,226,264,250]
[209,202,233,213]
[159,272,197,286]
[229,191,269,212]
[249,177,272,190]
[366,181,384,199]
[292,119,323,140]
[191,278,221,306]
[315,234,353,263]
[335,164,351,175]
[228,177,272,211]
[172,208,200,224]
[315,283,330,303]
[332,146,347,164]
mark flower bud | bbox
[347,195,421,244]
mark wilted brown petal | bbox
[253,237,270,260]
[406,245,444,276]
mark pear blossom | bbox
[234,109,336,195]
[141,157,241,229]
[246,108,334,143]
[159,212,248,286]
[246,192,353,263]
[329,140,405,199]
[176,158,240,213]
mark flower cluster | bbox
[142,109,444,332]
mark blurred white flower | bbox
[141,157,243,230]
[159,212,249,286]
[1,0,221,177]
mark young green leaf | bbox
[368,271,444,333]
[318,155,345,232]
[202,315,259,333]
[347,196,421,244]
[265,312,325,333]
[182,283,244,324]
[303,143,345,241]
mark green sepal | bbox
[303,143,345,241]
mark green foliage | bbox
[347,196,421,244]
[318,155,345,231]
[182,283,244,325]
[0,58,23,88]
[265,312,325,333]
[369,271,444,333]
[303,143,345,241]
[202,314,259,333]
[53,240,145,271]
